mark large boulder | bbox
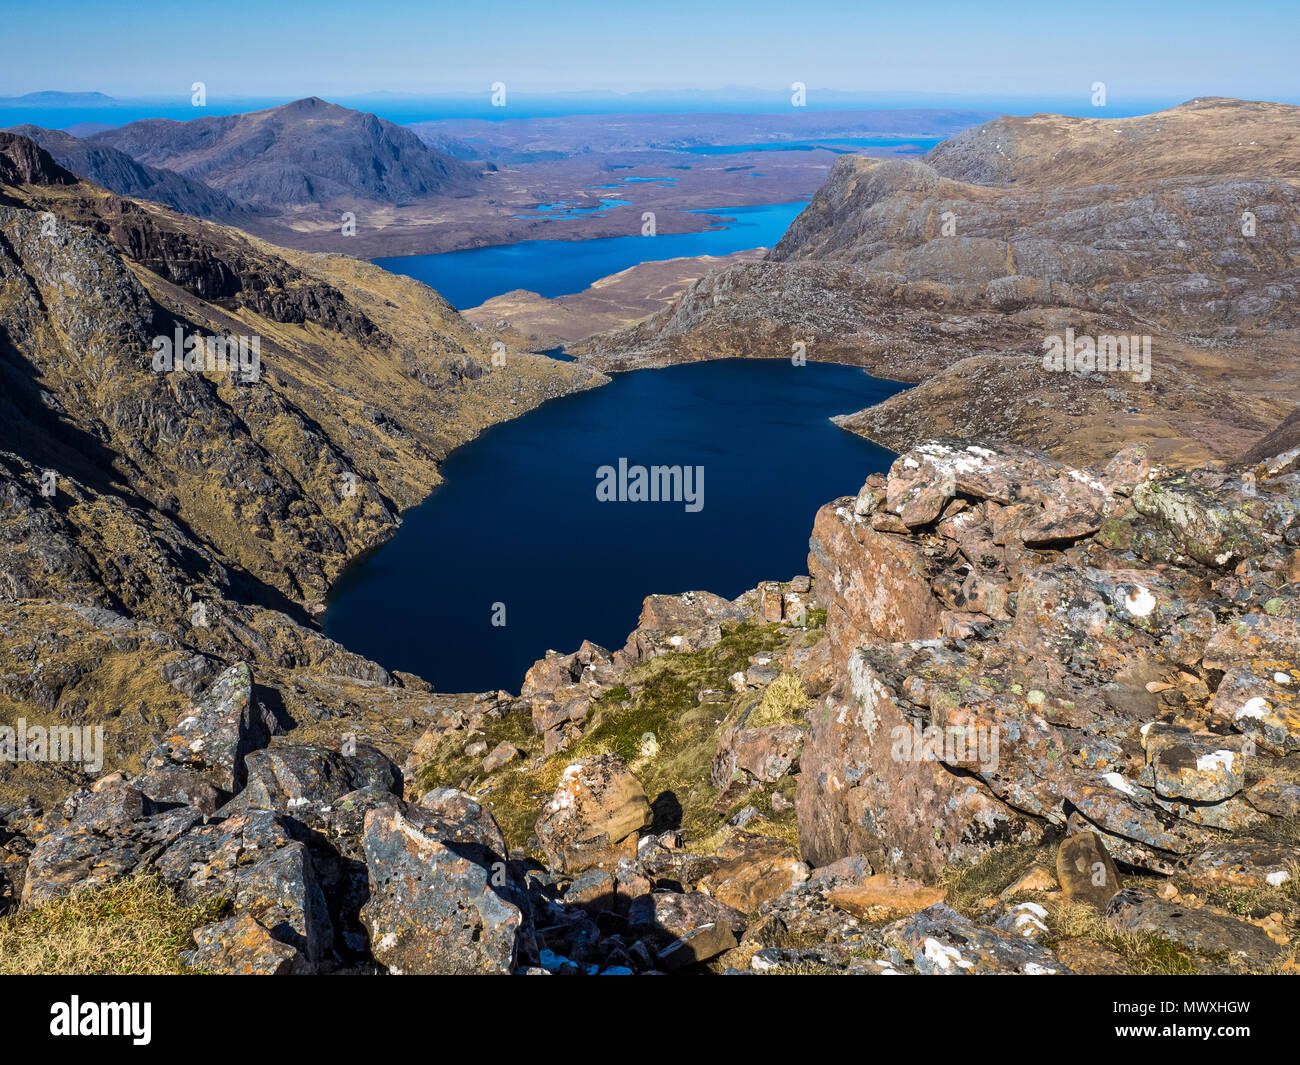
[145,662,277,793]
[535,754,653,873]
[184,914,308,975]
[695,833,810,913]
[219,742,402,815]
[1106,889,1284,968]
[155,809,335,969]
[360,797,524,975]
[1056,830,1120,910]
[627,890,747,970]
[808,499,942,664]
[796,643,1045,877]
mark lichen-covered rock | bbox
[695,833,809,913]
[1179,840,1300,893]
[796,442,1300,882]
[20,786,201,907]
[185,914,308,975]
[219,741,402,815]
[146,663,277,793]
[826,874,947,921]
[154,809,334,969]
[711,720,805,786]
[1105,889,1283,967]
[796,643,1045,877]
[808,499,942,662]
[133,766,224,817]
[628,890,747,970]
[360,800,523,975]
[1143,724,1245,803]
[884,903,1068,974]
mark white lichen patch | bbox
[1123,585,1156,617]
[1102,772,1136,796]
[922,938,973,971]
[1195,750,1235,773]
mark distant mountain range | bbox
[0,90,116,105]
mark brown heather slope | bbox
[0,132,605,806]
[573,98,1300,469]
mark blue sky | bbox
[3,0,1295,103]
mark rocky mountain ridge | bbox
[573,98,1300,469]
[7,125,258,224]
[4,102,1300,976]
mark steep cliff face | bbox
[0,133,605,609]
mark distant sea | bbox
[0,92,1213,133]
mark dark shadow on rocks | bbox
[651,790,683,833]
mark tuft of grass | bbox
[1232,816,1300,848]
[0,874,226,975]
[748,673,810,728]
[1047,900,1198,975]
[939,843,1057,916]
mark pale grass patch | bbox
[748,673,810,727]
[0,874,223,975]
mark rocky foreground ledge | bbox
[3,439,1300,974]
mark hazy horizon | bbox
[3,0,1295,105]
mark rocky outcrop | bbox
[797,439,1300,883]
[360,799,524,975]
[145,663,276,794]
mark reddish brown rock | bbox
[695,833,809,912]
[827,874,947,920]
[808,499,943,665]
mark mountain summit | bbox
[91,97,479,207]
